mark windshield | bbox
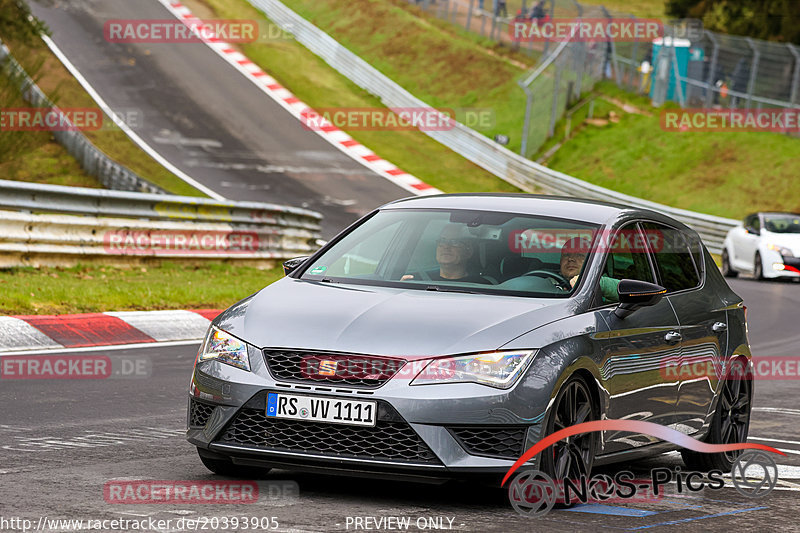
[300,209,601,297]
[764,214,800,234]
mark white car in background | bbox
[722,212,800,280]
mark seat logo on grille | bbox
[318,360,338,376]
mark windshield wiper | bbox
[424,285,481,294]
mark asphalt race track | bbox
[27,0,412,239]
[2,277,799,532]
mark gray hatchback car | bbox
[188,194,753,482]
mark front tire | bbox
[754,252,764,280]
[681,359,752,471]
[721,249,738,278]
[540,375,597,487]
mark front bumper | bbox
[763,251,800,278]
[186,347,545,478]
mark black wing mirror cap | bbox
[283,256,310,276]
[614,279,667,318]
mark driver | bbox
[402,224,489,284]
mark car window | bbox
[302,209,600,297]
[641,222,700,292]
[603,224,655,282]
[752,215,761,231]
[764,214,800,234]
[595,223,654,304]
[323,219,404,277]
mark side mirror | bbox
[745,226,760,235]
[614,279,667,319]
[282,256,309,276]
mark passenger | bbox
[402,224,489,283]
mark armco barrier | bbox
[0,40,166,194]
[0,180,322,266]
[247,0,739,253]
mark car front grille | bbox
[189,399,215,428]
[448,426,528,459]
[263,350,406,389]
[218,406,439,464]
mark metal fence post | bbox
[789,44,800,105]
[549,62,562,138]
[744,37,759,109]
[519,83,534,157]
[466,0,474,32]
[704,31,719,108]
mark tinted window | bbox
[302,209,600,298]
[596,223,655,304]
[642,222,700,292]
[764,214,800,234]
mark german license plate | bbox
[266,393,376,427]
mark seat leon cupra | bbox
[187,194,753,483]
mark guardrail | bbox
[0,40,166,194]
[0,180,323,266]
[248,0,739,253]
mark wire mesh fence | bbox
[404,0,800,156]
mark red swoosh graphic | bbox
[501,419,784,486]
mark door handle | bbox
[712,322,728,333]
[664,331,682,344]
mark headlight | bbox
[410,350,535,389]
[767,244,794,257]
[198,326,251,371]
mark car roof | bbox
[381,193,649,226]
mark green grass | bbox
[188,0,523,193]
[575,0,666,18]
[543,82,800,219]
[0,262,285,315]
[1,3,208,196]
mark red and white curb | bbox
[0,309,222,353]
[158,0,441,197]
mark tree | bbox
[665,0,800,44]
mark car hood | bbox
[215,278,573,358]
[763,231,800,254]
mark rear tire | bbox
[681,359,752,472]
[198,449,271,478]
[754,252,764,280]
[721,249,738,278]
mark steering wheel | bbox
[521,269,571,290]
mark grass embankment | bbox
[542,82,800,218]
[0,0,207,195]
[0,263,285,315]
[186,0,522,193]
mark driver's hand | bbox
[569,275,579,287]
[401,274,414,281]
